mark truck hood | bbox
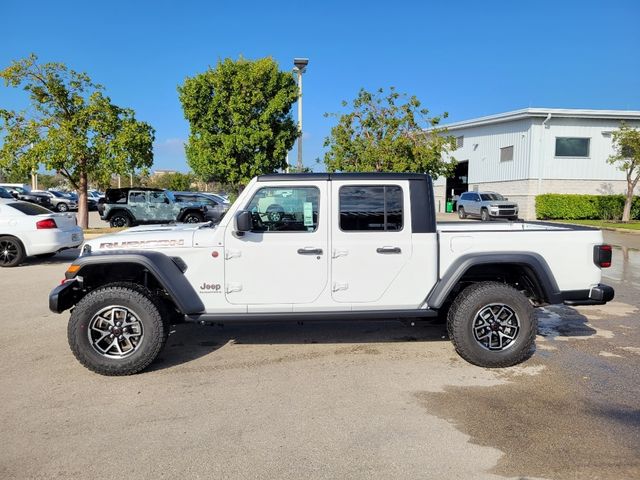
[83,223,214,253]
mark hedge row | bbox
[535,194,640,220]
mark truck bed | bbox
[436,221,604,292]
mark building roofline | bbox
[434,108,640,131]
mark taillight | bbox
[36,218,57,229]
[593,244,612,268]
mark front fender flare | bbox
[50,250,204,314]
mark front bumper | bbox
[562,284,615,306]
[49,279,79,313]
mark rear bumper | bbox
[562,284,615,306]
[27,227,84,256]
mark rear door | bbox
[331,181,412,304]
[127,191,147,220]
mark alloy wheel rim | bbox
[472,303,520,351]
[113,216,126,227]
[87,306,144,359]
[0,240,18,265]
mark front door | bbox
[331,181,412,304]
[148,191,174,221]
[224,182,328,306]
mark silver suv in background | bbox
[457,191,518,221]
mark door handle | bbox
[376,246,401,254]
[297,248,323,255]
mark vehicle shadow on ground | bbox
[148,319,449,372]
[19,249,79,267]
[537,304,597,338]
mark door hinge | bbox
[332,282,349,292]
[226,283,243,294]
[225,249,242,260]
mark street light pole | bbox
[293,58,309,172]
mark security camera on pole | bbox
[293,58,308,172]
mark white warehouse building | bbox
[432,108,640,219]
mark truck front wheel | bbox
[447,282,536,368]
[67,284,169,376]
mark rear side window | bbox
[6,202,52,215]
[129,192,146,203]
[339,185,403,231]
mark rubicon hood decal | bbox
[99,239,185,249]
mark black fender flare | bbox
[177,207,206,222]
[50,250,204,314]
[426,252,562,308]
[106,208,135,222]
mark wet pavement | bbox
[418,230,640,479]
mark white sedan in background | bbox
[0,199,83,267]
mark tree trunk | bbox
[78,169,89,229]
[622,175,638,223]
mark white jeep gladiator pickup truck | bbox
[49,173,614,375]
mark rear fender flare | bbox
[426,252,562,308]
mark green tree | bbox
[146,171,195,191]
[323,87,456,177]
[178,57,298,189]
[609,122,640,222]
[0,54,155,228]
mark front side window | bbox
[339,185,403,231]
[555,137,590,157]
[149,192,168,204]
[245,186,319,232]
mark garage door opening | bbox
[446,160,468,208]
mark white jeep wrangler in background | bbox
[50,173,614,375]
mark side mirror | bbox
[235,210,252,232]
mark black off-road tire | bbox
[109,212,132,228]
[458,207,467,219]
[182,211,204,223]
[480,208,490,222]
[67,283,169,376]
[447,282,536,368]
[0,236,25,267]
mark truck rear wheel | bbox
[67,284,169,376]
[447,282,536,368]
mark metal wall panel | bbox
[447,119,533,183]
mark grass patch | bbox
[549,220,640,230]
[84,227,125,234]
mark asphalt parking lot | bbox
[0,230,638,479]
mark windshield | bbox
[480,193,505,201]
[50,191,66,198]
[0,187,13,199]
[165,191,176,202]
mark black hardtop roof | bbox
[105,187,164,194]
[257,172,431,182]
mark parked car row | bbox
[98,188,230,227]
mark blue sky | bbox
[2,0,639,172]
